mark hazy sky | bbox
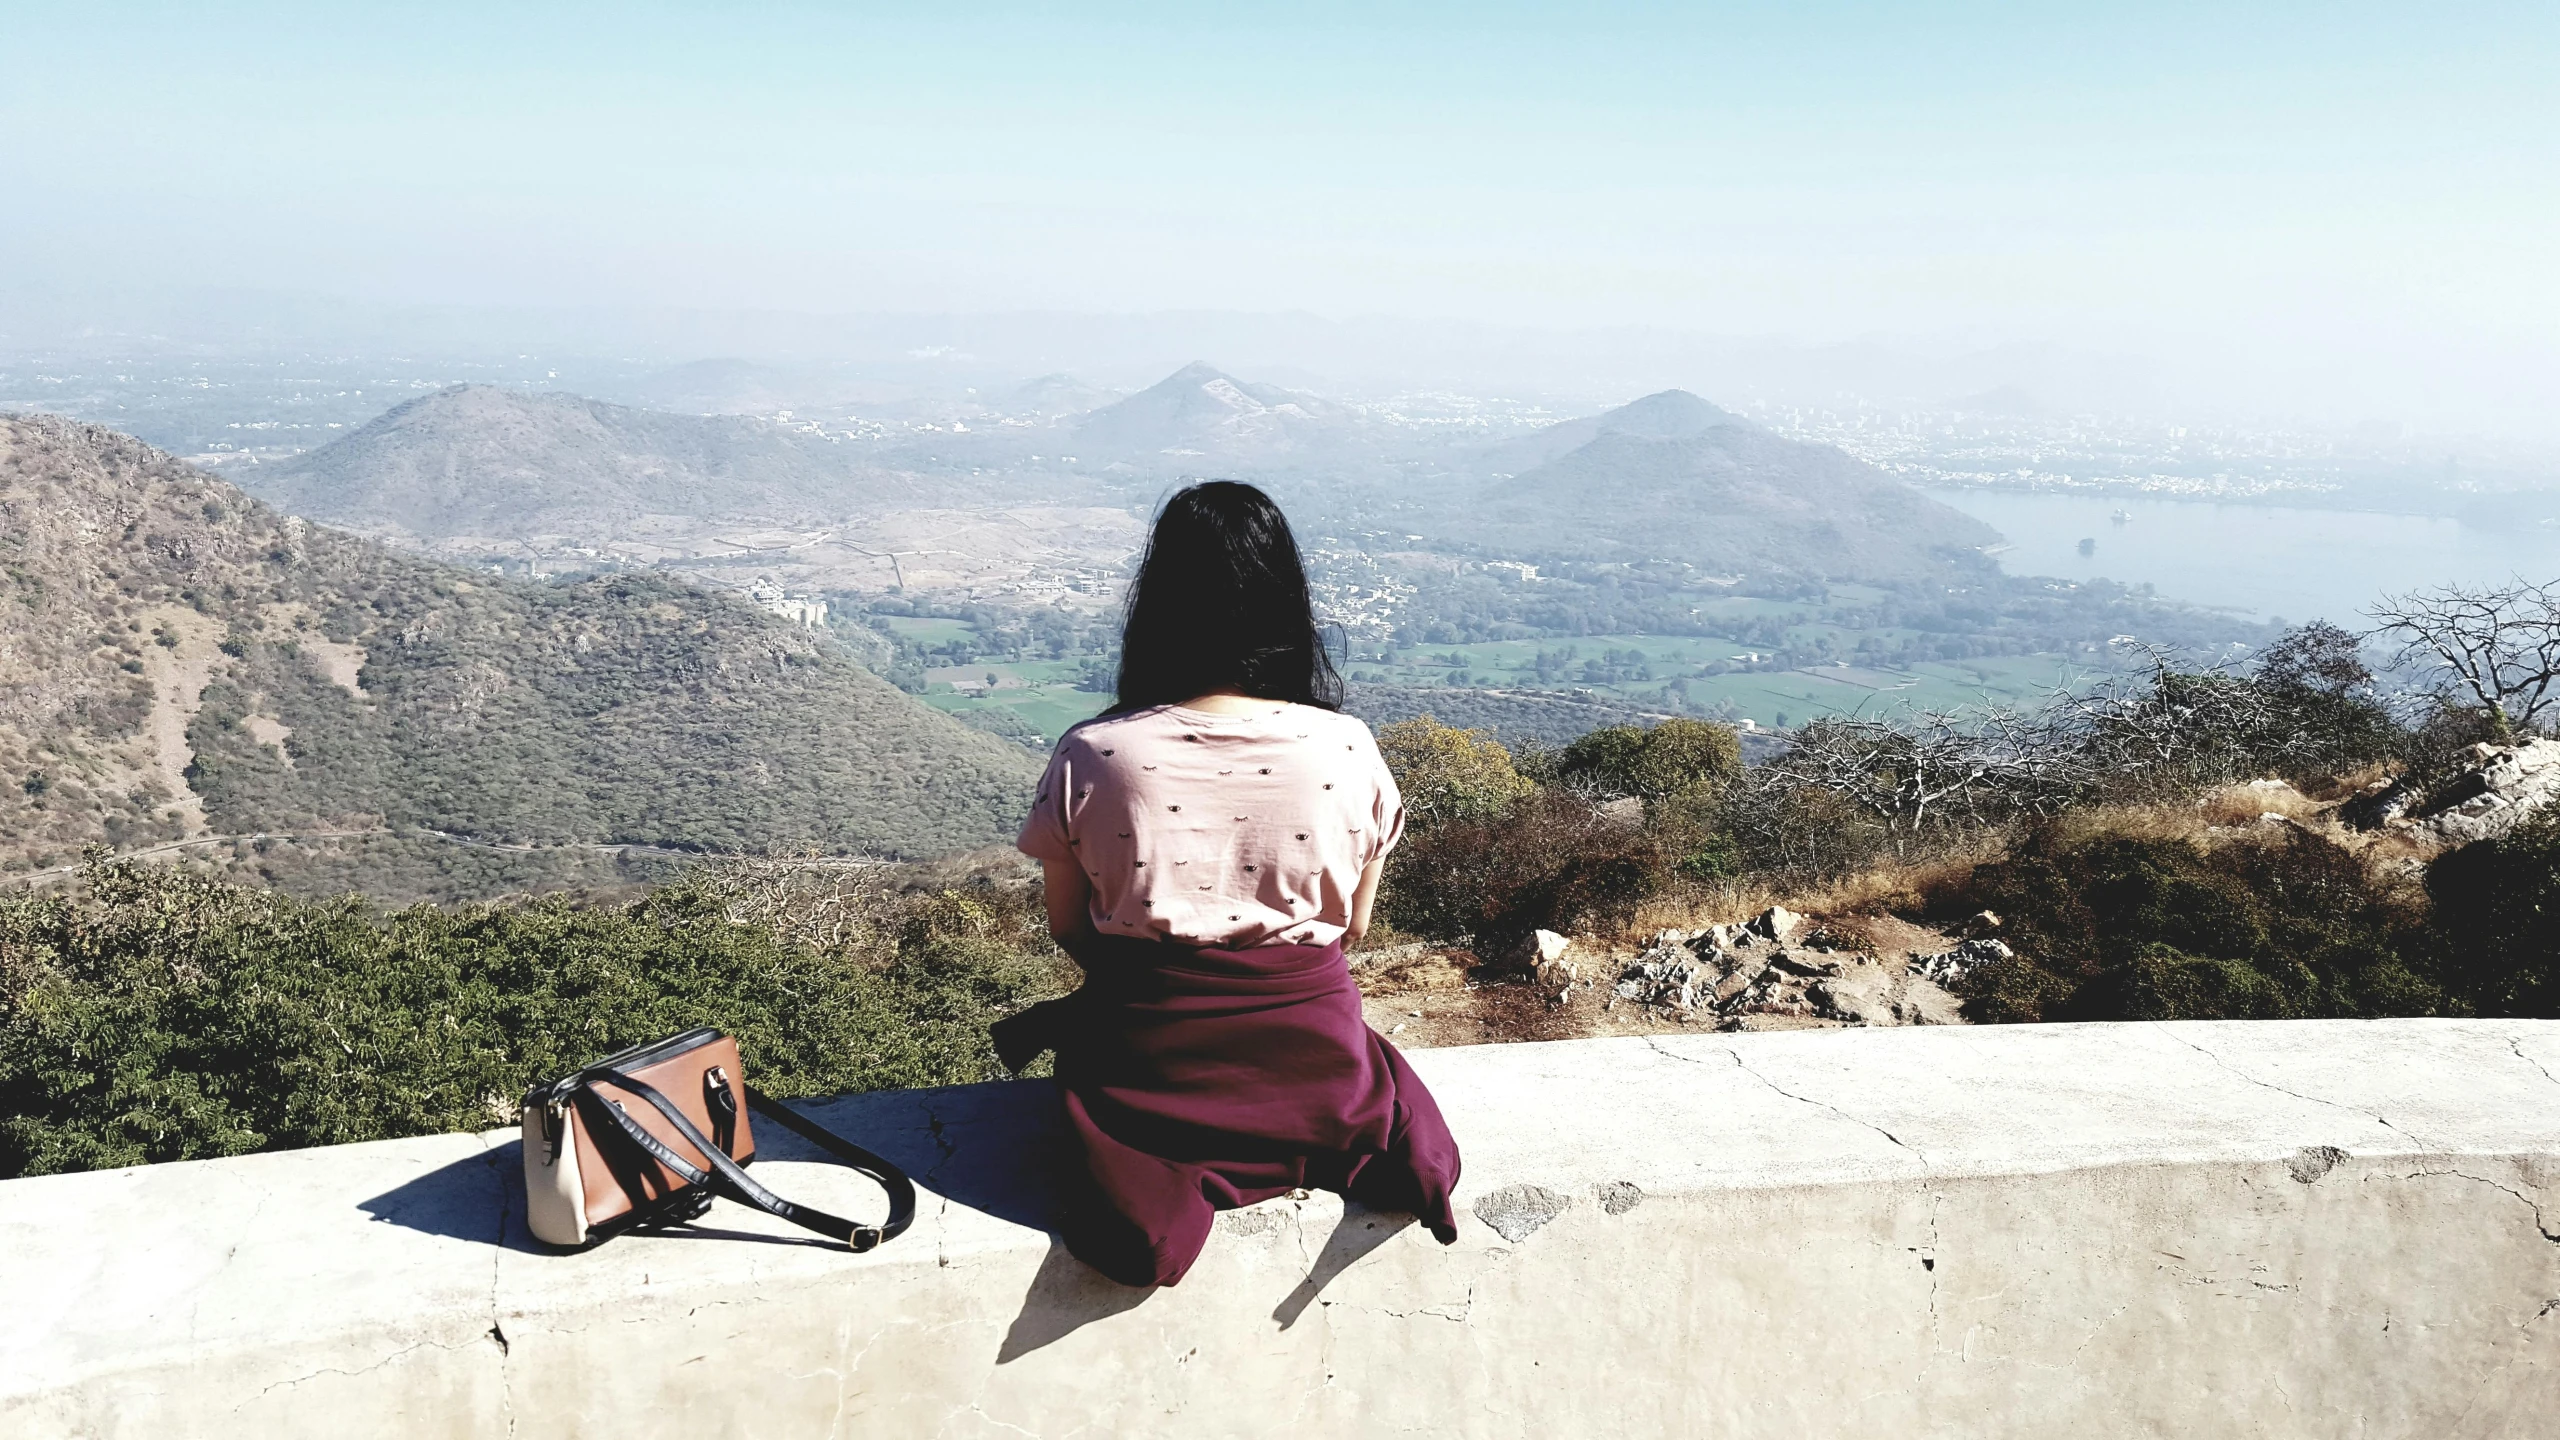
[5,3,2554,430]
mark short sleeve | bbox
[1016,745,1074,862]
[1367,736,1406,864]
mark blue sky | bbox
[3,3,2553,425]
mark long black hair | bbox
[1112,481,1343,712]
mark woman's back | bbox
[1019,700,1403,951]
[999,480,1456,1289]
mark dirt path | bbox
[134,606,226,836]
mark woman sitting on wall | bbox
[996,480,1462,1288]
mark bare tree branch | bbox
[2365,577,2560,738]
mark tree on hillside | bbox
[2249,621,2403,775]
[1557,718,1742,806]
[1376,716,1535,830]
[1756,706,2086,847]
[2255,620,2371,694]
[2367,578,2560,739]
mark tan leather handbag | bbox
[520,1027,915,1250]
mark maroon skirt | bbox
[992,935,1462,1288]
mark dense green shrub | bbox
[1938,826,2438,1023]
[1375,716,1536,830]
[1558,718,1742,806]
[2425,815,2560,1017]
[0,858,1073,1179]
[1381,788,1670,954]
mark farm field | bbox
[892,614,2095,741]
[1346,634,2086,724]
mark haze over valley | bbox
[18,333,2533,821]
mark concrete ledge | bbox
[7,1019,2559,1438]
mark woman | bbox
[997,481,1462,1288]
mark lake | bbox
[1924,489,2560,626]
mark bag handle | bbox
[581,1069,917,1251]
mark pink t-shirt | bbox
[1017,701,1405,950]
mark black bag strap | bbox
[582,1069,916,1251]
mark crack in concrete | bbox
[1656,1039,1952,1370]
[903,1106,959,1272]
[1317,1278,1478,1326]
[2509,1037,2560,1092]
[235,1338,466,1409]
[1710,1043,1925,1160]
[2399,1166,2560,1245]
[2163,1031,2431,1150]
[478,1138,517,1439]
[923,1108,960,1176]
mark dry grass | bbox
[1620,833,2006,942]
[1604,776,2420,951]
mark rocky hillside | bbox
[0,415,1041,893]
[241,385,935,549]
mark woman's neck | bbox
[1173,690,1282,716]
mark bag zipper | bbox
[523,1027,726,1161]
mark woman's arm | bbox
[1345,856,1387,948]
[1040,855,1099,962]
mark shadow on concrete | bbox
[784,1077,1073,1235]
[995,1239,1157,1363]
[357,1140,549,1253]
[1272,1204,1414,1330]
[357,1077,1077,1253]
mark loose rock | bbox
[1911,937,2014,988]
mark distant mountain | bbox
[1451,420,2001,582]
[1948,385,2046,419]
[0,414,1041,894]
[1004,373,1121,419]
[1476,389,1747,476]
[244,385,928,548]
[1072,362,1360,461]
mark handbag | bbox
[520,1026,916,1250]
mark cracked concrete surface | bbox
[4,1019,2558,1438]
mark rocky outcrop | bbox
[2345,739,2560,845]
[1612,906,1963,1029]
